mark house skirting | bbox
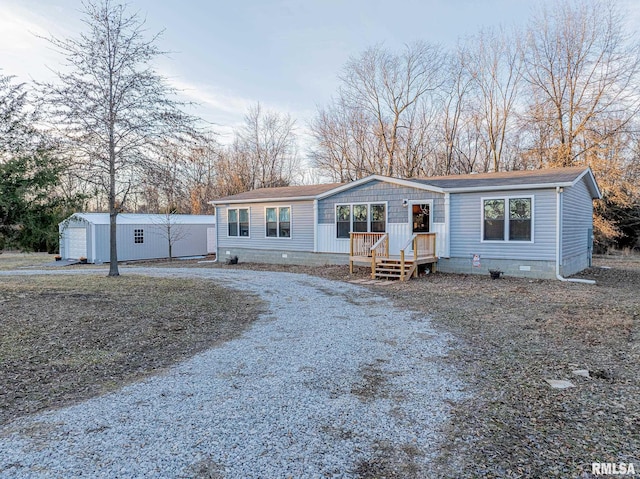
[561,252,590,277]
[219,247,567,279]
[218,247,351,267]
[437,257,557,279]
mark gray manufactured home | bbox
[59,213,216,263]
[209,167,600,279]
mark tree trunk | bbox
[108,108,119,276]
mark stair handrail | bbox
[369,233,389,279]
[399,234,417,281]
[370,233,389,255]
[400,234,418,253]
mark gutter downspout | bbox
[444,192,451,258]
[555,186,595,284]
[212,205,219,262]
[199,206,219,264]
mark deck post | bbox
[400,250,405,281]
[413,236,419,278]
[349,233,354,274]
[371,250,376,279]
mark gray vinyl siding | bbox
[94,224,109,262]
[60,218,213,262]
[217,200,315,252]
[449,188,557,260]
[562,178,593,266]
[318,180,445,224]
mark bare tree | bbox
[38,0,198,276]
[183,134,219,214]
[310,101,385,181]
[154,212,190,261]
[341,42,445,177]
[213,103,299,196]
[311,42,445,180]
[522,0,640,167]
[435,47,477,175]
[465,28,522,172]
[519,0,640,244]
[238,103,299,189]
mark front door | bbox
[412,204,430,233]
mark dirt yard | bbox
[0,253,638,478]
[0,274,263,425]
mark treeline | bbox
[309,1,640,249]
[1,0,639,253]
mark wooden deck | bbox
[349,232,437,281]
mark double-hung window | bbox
[336,205,351,239]
[482,197,532,242]
[336,203,386,238]
[228,208,250,237]
[265,206,291,238]
[134,229,144,244]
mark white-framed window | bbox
[134,229,144,244]
[482,196,533,242]
[335,202,387,239]
[228,208,250,237]
[265,206,291,238]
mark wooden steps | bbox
[373,258,416,281]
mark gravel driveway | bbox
[0,267,464,478]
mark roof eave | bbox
[571,167,602,199]
[209,195,319,205]
[441,182,577,194]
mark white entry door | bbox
[67,227,87,259]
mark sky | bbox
[2,0,640,147]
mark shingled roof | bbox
[210,183,344,204]
[209,167,600,204]
[411,166,592,190]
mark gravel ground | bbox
[0,267,464,478]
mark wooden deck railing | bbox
[399,232,437,281]
[350,231,436,280]
[349,232,387,257]
[349,232,388,274]
[369,234,389,279]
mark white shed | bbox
[59,213,216,263]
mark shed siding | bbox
[449,188,556,261]
[318,180,445,224]
[562,178,593,272]
[60,216,214,263]
[217,201,315,252]
[94,224,110,263]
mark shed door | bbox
[207,227,216,253]
[67,227,87,259]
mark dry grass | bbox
[1,252,637,477]
[0,274,264,425]
[0,252,56,270]
[340,257,640,478]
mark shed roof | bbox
[64,213,216,226]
